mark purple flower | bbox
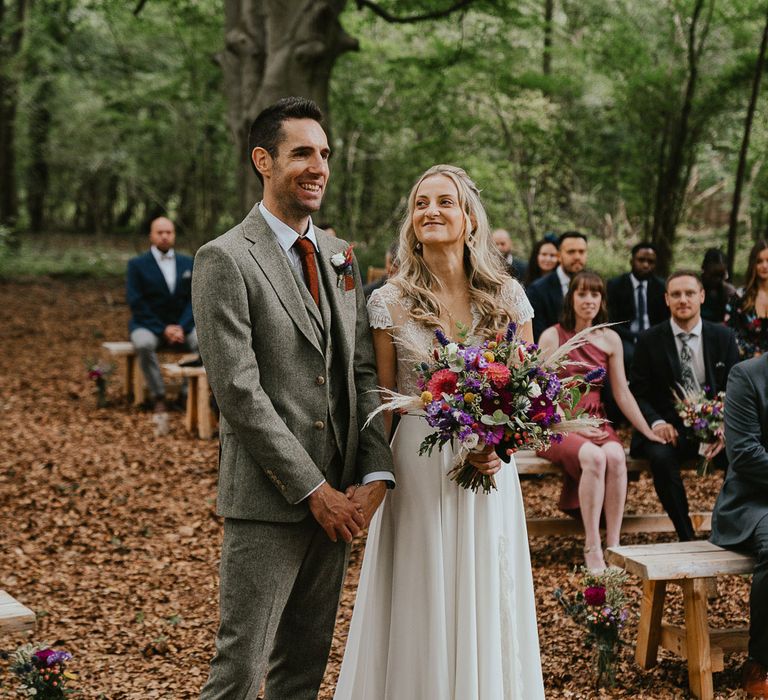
[458,426,474,441]
[505,322,518,341]
[584,367,606,383]
[482,425,505,445]
[462,347,487,369]
[545,375,561,400]
[33,648,71,667]
[463,375,482,392]
[434,328,450,347]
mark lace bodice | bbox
[367,280,534,395]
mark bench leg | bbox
[682,578,713,700]
[130,356,146,407]
[636,579,666,669]
[197,374,213,440]
[123,355,133,397]
[185,377,198,435]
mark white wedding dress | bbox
[334,280,545,700]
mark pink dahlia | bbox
[427,369,459,397]
[482,362,511,388]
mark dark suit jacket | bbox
[526,269,563,341]
[127,250,194,336]
[711,355,768,547]
[629,319,740,450]
[606,273,669,344]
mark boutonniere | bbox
[330,244,355,291]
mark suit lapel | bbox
[242,206,323,355]
[146,251,172,295]
[661,323,683,386]
[702,321,716,392]
[316,235,355,363]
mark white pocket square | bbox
[182,270,192,279]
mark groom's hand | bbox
[308,482,366,543]
[345,482,387,528]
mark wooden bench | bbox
[515,450,712,537]
[606,541,754,700]
[161,363,216,439]
[102,341,146,406]
[366,266,387,284]
[0,590,35,635]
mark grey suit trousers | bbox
[200,514,349,700]
[747,514,768,666]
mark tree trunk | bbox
[543,0,553,75]
[726,5,768,278]
[0,0,27,232]
[650,0,713,276]
[26,77,51,232]
[220,0,358,216]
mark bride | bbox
[334,164,545,699]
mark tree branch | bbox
[356,0,477,24]
[133,0,148,17]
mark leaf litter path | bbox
[0,279,751,699]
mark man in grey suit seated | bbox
[193,97,394,699]
[711,355,768,697]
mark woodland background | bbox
[0,0,767,276]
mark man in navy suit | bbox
[630,271,739,540]
[127,216,196,411]
[526,231,588,341]
[607,242,669,373]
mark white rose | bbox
[330,253,346,267]
[462,433,479,450]
[528,382,542,398]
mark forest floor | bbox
[0,278,752,699]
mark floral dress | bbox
[724,291,768,358]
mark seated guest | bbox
[527,230,588,340]
[538,272,661,572]
[492,227,527,279]
[607,242,669,372]
[318,222,337,237]
[701,248,736,323]
[725,239,768,358]
[630,271,739,541]
[127,216,196,412]
[363,240,399,299]
[710,355,768,698]
[523,235,559,288]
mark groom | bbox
[193,97,394,699]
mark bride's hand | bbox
[467,444,502,475]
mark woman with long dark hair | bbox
[725,239,768,357]
[523,236,559,287]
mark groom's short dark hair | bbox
[248,97,324,183]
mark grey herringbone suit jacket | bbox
[191,205,393,522]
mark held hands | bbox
[308,482,366,544]
[652,422,678,446]
[467,443,502,476]
[163,324,185,345]
[344,482,387,528]
[575,426,611,441]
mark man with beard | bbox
[607,242,669,373]
[193,97,394,699]
[526,230,588,341]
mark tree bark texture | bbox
[0,0,27,230]
[650,0,713,276]
[543,0,553,75]
[727,5,768,278]
[220,0,357,214]
[26,78,52,232]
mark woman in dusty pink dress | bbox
[538,271,662,571]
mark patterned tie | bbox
[636,283,647,331]
[293,236,320,307]
[678,333,698,392]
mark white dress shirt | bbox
[629,274,650,334]
[258,202,395,497]
[151,246,176,294]
[556,265,571,296]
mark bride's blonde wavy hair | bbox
[389,164,513,340]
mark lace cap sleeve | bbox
[502,278,534,325]
[367,286,394,329]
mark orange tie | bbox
[293,236,320,307]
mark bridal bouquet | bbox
[6,643,76,698]
[555,568,630,689]
[368,321,604,493]
[674,387,725,475]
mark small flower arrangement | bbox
[367,321,605,493]
[674,386,725,475]
[6,643,75,698]
[330,244,355,291]
[84,359,114,408]
[555,568,630,688]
